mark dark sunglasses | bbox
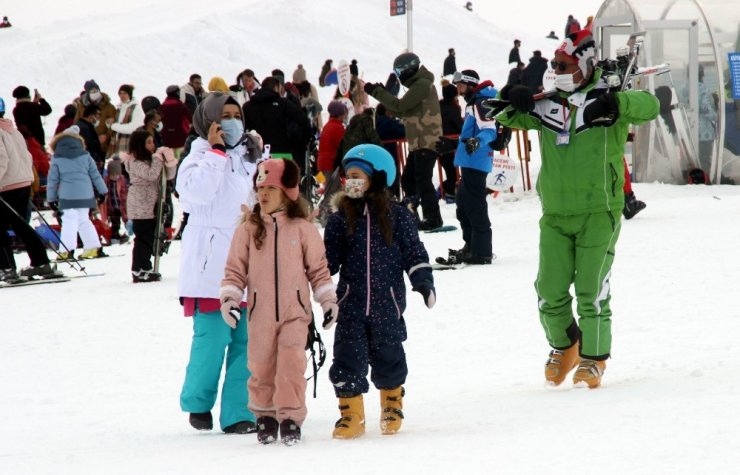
[550,60,576,72]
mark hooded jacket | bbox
[46,129,107,209]
[0,119,34,192]
[496,69,659,215]
[370,65,442,151]
[176,93,257,299]
[454,81,499,173]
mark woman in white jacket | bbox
[176,92,262,434]
[110,84,144,155]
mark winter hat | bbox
[555,30,597,78]
[327,100,348,118]
[12,86,30,99]
[342,143,397,187]
[118,84,134,98]
[84,80,100,92]
[255,158,300,201]
[166,85,180,98]
[107,157,122,175]
[292,64,307,83]
[452,69,480,87]
[208,76,229,93]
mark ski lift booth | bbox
[593,0,740,184]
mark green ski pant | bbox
[535,211,621,360]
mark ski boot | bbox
[279,419,301,446]
[19,263,63,279]
[0,268,21,283]
[545,342,580,386]
[188,412,213,431]
[257,416,279,444]
[572,359,606,388]
[80,247,106,259]
[623,192,646,220]
[418,216,443,231]
[333,394,365,439]
[380,386,404,435]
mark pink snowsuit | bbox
[221,210,336,426]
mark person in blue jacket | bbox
[449,69,497,264]
[324,144,435,439]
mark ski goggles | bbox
[451,71,479,86]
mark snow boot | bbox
[380,386,404,435]
[19,263,63,279]
[257,416,279,444]
[418,216,443,231]
[545,342,580,386]
[188,412,213,431]
[572,359,606,388]
[623,192,646,220]
[279,419,301,446]
[332,395,365,439]
[223,420,257,434]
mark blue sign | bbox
[390,0,406,16]
[729,52,740,100]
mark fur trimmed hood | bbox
[49,126,86,158]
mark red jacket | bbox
[317,118,345,172]
[25,136,50,177]
[159,97,191,148]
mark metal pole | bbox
[406,0,413,52]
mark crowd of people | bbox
[1,22,664,445]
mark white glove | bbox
[321,301,339,330]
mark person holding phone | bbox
[11,85,52,147]
[176,92,262,434]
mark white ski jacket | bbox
[176,137,257,299]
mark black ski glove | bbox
[48,201,58,212]
[465,137,480,154]
[416,285,436,309]
[363,82,382,95]
[435,136,458,155]
[500,84,535,113]
[584,92,619,127]
[96,194,106,205]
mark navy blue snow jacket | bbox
[324,196,433,319]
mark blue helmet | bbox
[342,144,396,187]
[0,97,5,114]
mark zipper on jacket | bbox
[273,217,279,322]
[249,290,257,321]
[390,287,401,319]
[609,163,618,197]
[202,234,215,271]
[365,204,371,316]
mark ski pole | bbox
[27,201,87,273]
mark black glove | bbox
[415,285,436,309]
[464,137,480,154]
[96,194,106,205]
[500,84,534,113]
[435,136,458,154]
[583,92,619,127]
[47,201,58,212]
[363,82,381,95]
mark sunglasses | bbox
[550,60,577,72]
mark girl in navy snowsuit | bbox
[323,144,435,439]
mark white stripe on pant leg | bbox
[60,208,82,251]
[592,222,620,355]
[77,209,101,249]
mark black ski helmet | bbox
[393,52,420,83]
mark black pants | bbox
[132,219,156,272]
[400,148,441,221]
[439,151,457,197]
[109,207,122,237]
[0,187,50,270]
[455,167,492,258]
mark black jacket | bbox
[75,118,104,164]
[521,56,549,93]
[439,101,463,136]
[443,54,457,76]
[243,88,310,155]
[13,99,52,146]
[508,47,521,65]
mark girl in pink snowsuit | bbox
[220,158,337,446]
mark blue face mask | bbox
[220,118,244,147]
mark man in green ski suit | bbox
[496,30,659,388]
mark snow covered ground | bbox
[2,0,738,473]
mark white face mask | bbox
[554,72,579,92]
[345,178,366,199]
[89,91,102,102]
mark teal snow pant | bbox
[180,307,254,430]
[535,211,621,360]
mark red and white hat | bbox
[555,30,597,78]
[255,158,300,201]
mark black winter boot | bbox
[256,416,279,444]
[223,420,257,434]
[623,192,646,220]
[280,419,301,446]
[189,412,213,431]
